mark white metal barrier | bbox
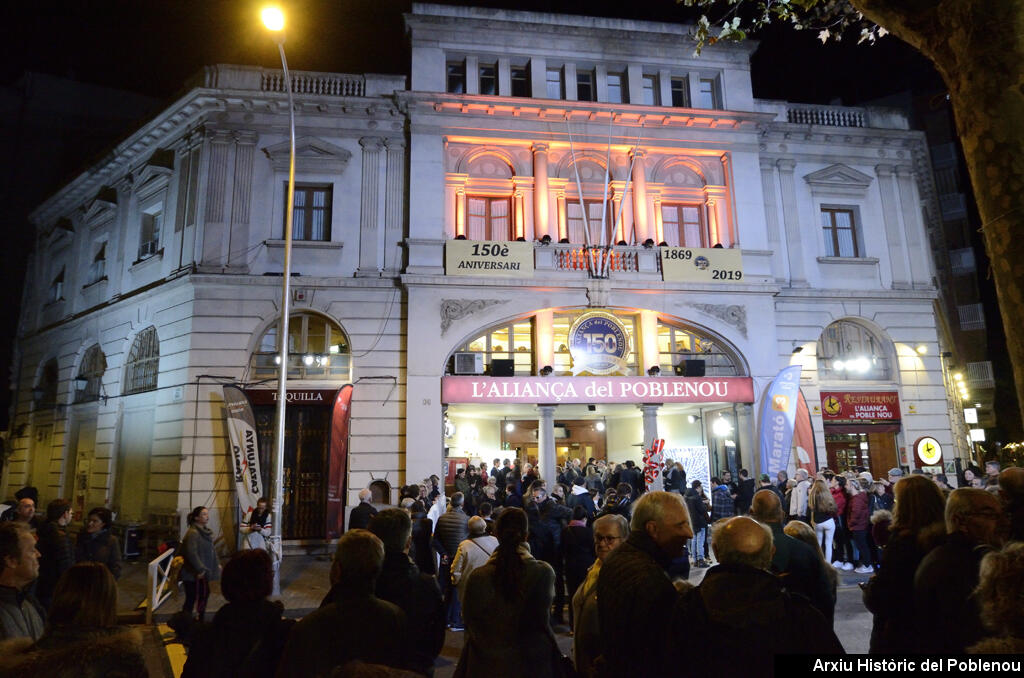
[146,548,177,625]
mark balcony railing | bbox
[261,71,365,97]
[786,105,865,128]
[958,303,986,331]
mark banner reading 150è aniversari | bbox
[446,240,534,277]
[660,247,744,283]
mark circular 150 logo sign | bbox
[568,311,630,376]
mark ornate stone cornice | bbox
[441,299,509,334]
[683,303,747,339]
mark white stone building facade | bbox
[3,4,969,545]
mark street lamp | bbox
[262,5,296,595]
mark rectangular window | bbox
[447,61,466,94]
[566,199,613,244]
[87,243,106,285]
[821,208,859,257]
[661,203,705,247]
[290,185,333,241]
[479,63,497,96]
[697,78,721,109]
[511,65,531,97]
[670,77,689,107]
[642,75,659,105]
[607,72,626,104]
[576,70,595,102]
[47,268,64,304]
[546,68,563,99]
[467,196,512,240]
[139,209,162,260]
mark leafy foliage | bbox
[679,0,888,54]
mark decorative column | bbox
[640,404,662,491]
[653,195,664,244]
[556,191,567,242]
[200,129,233,266]
[455,188,466,238]
[706,197,720,247]
[759,158,785,281]
[876,164,910,288]
[630,149,650,242]
[612,194,625,244]
[896,164,928,287]
[357,136,384,276]
[514,190,525,240]
[533,143,551,239]
[383,137,406,274]
[776,159,807,285]
[537,405,557,484]
[228,130,257,269]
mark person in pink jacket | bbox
[830,476,853,570]
[846,478,873,573]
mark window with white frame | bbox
[289,185,332,241]
[47,267,64,304]
[696,77,721,109]
[87,243,106,285]
[74,344,106,404]
[642,75,659,105]
[545,68,563,99]
[138,206,162,260]
[124,326,160,395]
[567,199,613,244]
[821,207,860,257]
[607,72,627,104]
[478,62,497,96]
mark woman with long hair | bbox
[75,507,122,579]
[455,507,559,678]
[0,562,147,677]
[783,520,837,624]
[862,475,946,654]
[181,506,221,622]
[808,479,838,565]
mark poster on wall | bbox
[223,386,264,518]
[325,384,353,540]
[667,445,711,500]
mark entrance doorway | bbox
[825,430,899,476]
[500,419,607,468]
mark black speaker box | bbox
[490,359,515,376]
[683,359,706,377]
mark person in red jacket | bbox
[846,478,873,573]
[830,476,853,570]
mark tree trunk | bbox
[855,0,1024,432]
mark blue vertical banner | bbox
[759,365,803,478]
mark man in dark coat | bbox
[619,460,644,498]
[368,509,445,675]
[35,499,74,609]
[597,491,692,676]
[749,490,834,622]
[433,492,469,629]
[348,488,378,531]
[671,516,843,675]
[735,469,756,515]
[277,530,407,677]
[525,480,572,625]
[913,488,1006,654]
[684,481,711,567]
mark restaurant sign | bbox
[820,391,900,424]
[442,376,754,404]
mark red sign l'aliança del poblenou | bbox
[441,376,755,404]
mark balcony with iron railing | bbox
[755,101,910,130]
[195,64,405,99]
[958,303,986,331]
[535,243,662,278]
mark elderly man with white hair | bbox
[349,487,378,531]
[670,516,843,670]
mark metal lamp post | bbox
[262,6,295,595]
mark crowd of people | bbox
[1,456,1022,677]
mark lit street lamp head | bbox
[261,7,285,32]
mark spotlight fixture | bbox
[596,420,606,432]
[539,365,553,376]
[712,415,732,437]
[647,366,661,376]
[505,420,515,433]
[539,234,552,245]
[915,345,928,355]
[642,238,655,249]
[687,414,701,424]
[953,373,964,381]
[791,346,804,354]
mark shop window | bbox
[74,344,106,404]
[251,313,351,381]
[289,185,332,241]
[457,320,534,376]
[817,320,892,381]
[656,321,743,376]
[821,207,860,257]
[447,61,466,94]
[660,203,705,247]
[124,327,160,395]
[467,196,512,241]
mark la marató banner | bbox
[223,386,264,516]
[758,365,802,478]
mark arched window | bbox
[124,327,160,395]
[74,344,106,403]
[656,320,743,376]
[34,359,59,409]
[456,319,534,376]
[817,320,892,381]
[250,313,351,380]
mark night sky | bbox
[0,0,945,428]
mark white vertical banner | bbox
[223,386,264,516]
